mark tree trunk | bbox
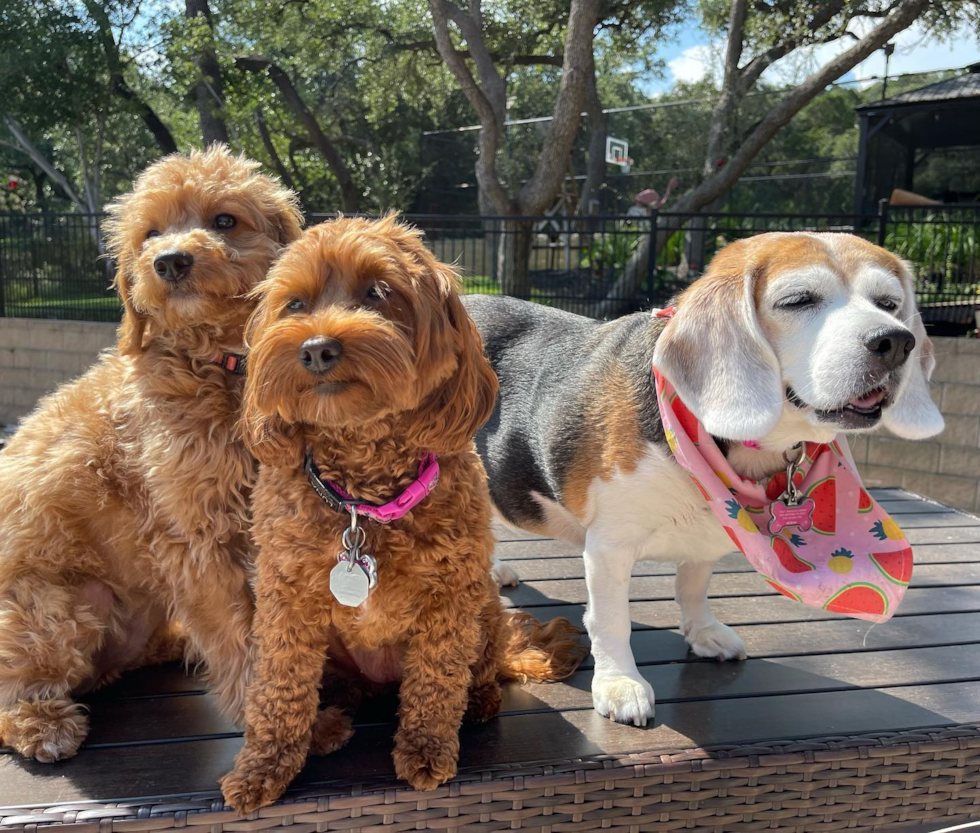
[517,0,600,214]
[595,0,930,317]
[578,53,606,217]
[497,218,533,298]
[186,0,230,147]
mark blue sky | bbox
[642,17,980,95]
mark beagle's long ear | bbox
[882,260,944,439]
[653,249,783,441]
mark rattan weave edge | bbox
[3,722,979,832]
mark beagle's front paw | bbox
[591,673,655,727]
[684,619,747,661]
[491,557,520,588]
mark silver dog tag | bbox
[330,560,370,607]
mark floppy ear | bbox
[411,269,499,454]
[113,252,148,356]
[102,206,148,356]
[240,297,305,467]
[652,249,783,441]
[239,404,305,468]
[882,260,944,439]
[270,189,304,246]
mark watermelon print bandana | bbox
[653,368,912,623]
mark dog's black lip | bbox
[314,381,352,394]
[815,405,883,429]
[788,384,890,429]
[786,386,807,409]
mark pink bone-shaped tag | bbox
[768,497,815,535]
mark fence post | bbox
[0,216,5,318]
[646,209,658,299]
[877,198,889,248]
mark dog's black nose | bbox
[153,250,194,282]
[864,327,915,370]
[299,337,343,374]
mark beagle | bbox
[466,232,944,727]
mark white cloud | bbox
[667,44,721,86]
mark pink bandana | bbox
[653,368,912,623]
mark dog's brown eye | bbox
[286,299,306,312]
[146,230,160,240]
[366,283,387,302]
[214,214,236,231]
[876,297,900,312]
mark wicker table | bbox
[2,488,979,832]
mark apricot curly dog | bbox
[0,147,302,762]
[220,216,583,812]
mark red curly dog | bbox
[0,148,302,762]
[220,216,583,812]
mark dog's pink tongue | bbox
[850,389,885,409]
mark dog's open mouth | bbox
[816,387,889,429]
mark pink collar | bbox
[304,453,440,524]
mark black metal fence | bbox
[1,206,977,331]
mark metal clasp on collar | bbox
[780,443,806,506]
[305,454,360,514]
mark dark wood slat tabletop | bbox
[2,487,978,824]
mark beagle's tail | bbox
[498,611,587,683]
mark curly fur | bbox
[0,147,302,763]
[220,216,583,814]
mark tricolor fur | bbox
[467,231,943,727]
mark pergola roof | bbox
[857,63,980,111]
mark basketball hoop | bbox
[620,157,634,174]
[605,137,630,169]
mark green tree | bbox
[597,0,980,314]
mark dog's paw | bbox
[492,558,520,588]
[592,674,655,727]
[221,767,280,816]
[220,743,306,814]
[393,728,459,791]
[0,699,89,763]
[465,681,502,724]
[685,620,747,661]
[309,706,354,756]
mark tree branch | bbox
[2,115,86,211]
[596,0,931,316]
[236,55,359,211]
[81,0,178,154]
[254,106,295,190]
[739,0,848,91]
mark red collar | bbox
[210,352,246,374]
